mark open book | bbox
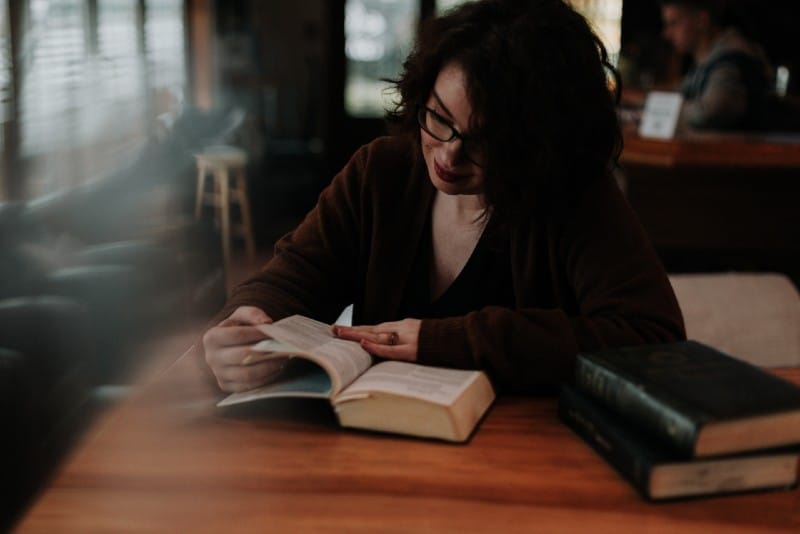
[217,315,495,442]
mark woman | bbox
[203,0,684,395]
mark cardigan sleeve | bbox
[208,145,369,326]
[416,176,685,394]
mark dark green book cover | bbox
[574,340,800,457]
[559,385,800,500]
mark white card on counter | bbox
[639,91,683,139]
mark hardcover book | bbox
[217,315,495,442]
[574,340,800,458]
[559,385,800,500]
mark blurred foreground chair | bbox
[0,106,241,529]
[0,297,93,531]
[669,272,800,367]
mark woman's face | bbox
[420,62,485,196]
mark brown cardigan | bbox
[211,136,685,393]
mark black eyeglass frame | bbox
[416,106,485,167]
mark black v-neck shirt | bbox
[397,213,515,319]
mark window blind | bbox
[19,0,86,171]
[0,2,10,198]
[16,0,187,198]
[145,0,186,100]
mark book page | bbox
[217,359,332,407]
[337,361,478,405]
[257,315,372,394]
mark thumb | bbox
[226,306,273,326]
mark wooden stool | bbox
[194,145,256,277]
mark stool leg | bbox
[194,163,206,220]
[218,168,232,289]
[213,172,223,229]
[236,168,257,263]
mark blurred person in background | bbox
[660,0,772,130]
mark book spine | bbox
[574,356,699,457]
[558,386,654,499]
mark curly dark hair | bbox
[387,0,622,222]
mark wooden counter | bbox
[619,129,800,284]
[622,129,800,169]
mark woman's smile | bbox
[434,159,469,183]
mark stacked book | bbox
[559,340,800,500]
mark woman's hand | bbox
[333,319,421,362]
[203,305,288,392]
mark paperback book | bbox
[217,315,495,443]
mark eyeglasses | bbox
[417,106,486,167]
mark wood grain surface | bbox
[15,353,800,533]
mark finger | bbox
[333,325,364,339]
[360,339,416,362]
[218,377,276,393]
[333,325,368,336]
[219,381,259,393]
[216,358,286,386]
[207,341,285,369]
[340,322,401,332]
[334,327,380,344]
[334,326,398,345]
[341,330,397,345]
[241,348,290,367]
[205,344,255,368]
[204,325,268,350]
[219,306,272,327]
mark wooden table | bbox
[16,353,800,532]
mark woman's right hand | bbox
[203,305,286,392]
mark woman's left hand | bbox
[333,319,421,362]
